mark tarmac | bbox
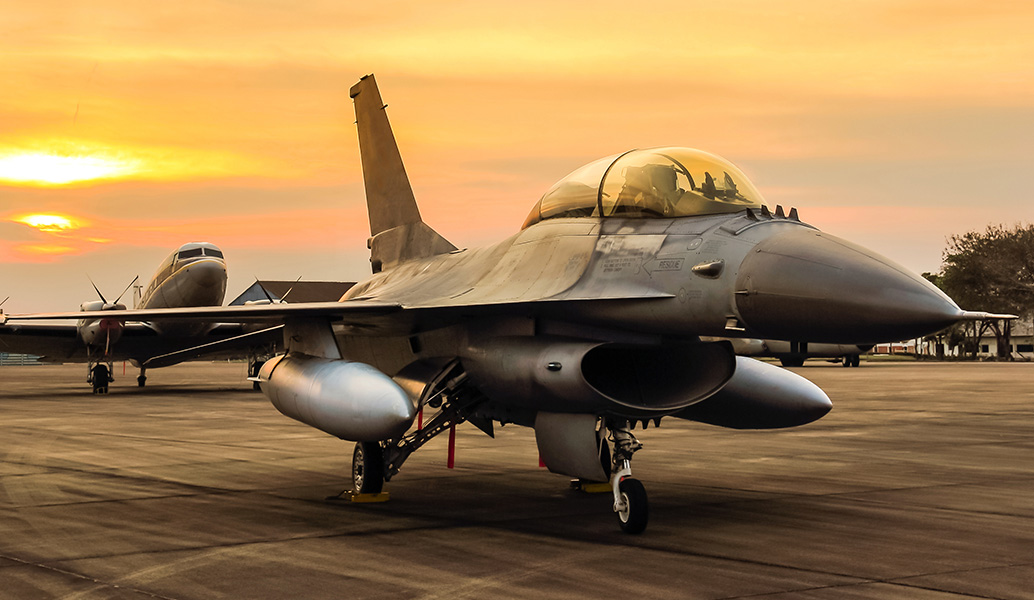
[1,360,1032,599]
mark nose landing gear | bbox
[608,419,648,534]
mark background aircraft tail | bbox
[350,74,456,272]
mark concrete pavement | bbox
[1,361,1032,599]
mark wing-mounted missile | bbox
[461,337,736,418]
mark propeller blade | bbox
[280,276,303,303]
[256,277,277,303]
[114,275,140,305]
[87,276,108,304]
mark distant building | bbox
[971,319,1034,359]
[230,281,356,305]
[0,353,42,366]
[901,318,1034,360]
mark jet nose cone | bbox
[736,229,962,344]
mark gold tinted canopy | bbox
[523,148,764,229]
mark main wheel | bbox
[352,442,384,495]
[780,357,805,368]
[851,354,861,367]
[616,478,649,534]
[842,357,851,368]
[137,375,146,387]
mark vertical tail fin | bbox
[350,74,455,272]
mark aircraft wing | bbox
[0,322,96,362]
[4,294,672,336]
[0,320,283,365]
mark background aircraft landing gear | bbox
[352,441,384,495]
[607,419,648,534]
[89,362,112,394]
[137,369,147,387]
[248,359,266,391]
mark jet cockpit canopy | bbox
[522,147,765,229]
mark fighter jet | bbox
[6,75,1005,532]
[0,242,281,390]
[722,338,872,367]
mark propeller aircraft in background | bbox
[6,75,1008,532]
[1,242,281,390]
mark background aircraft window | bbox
[177,248,204,260]
[204,248,224,258]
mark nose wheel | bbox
[615,477,649,534]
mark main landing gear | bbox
[607,419,648,534]
[348,360,482,499]
[340,360,652,534]
[841,354,861,368]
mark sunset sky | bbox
[2,0,1032,312]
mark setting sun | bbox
[0,153,137,185]
[14,214,82,232]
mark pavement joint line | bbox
[712,579,994,600]
[2,425,309,451]
[0,459,235,495]
[40,519,477,564]
[879,580,1007,600]
[882,562,1034,600]
[0,553,181,600]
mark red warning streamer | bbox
[447,424,456,469]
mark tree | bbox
[939,224,1034,359]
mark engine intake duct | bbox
[462,337,735,417]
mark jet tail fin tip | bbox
[351,74,455,272]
